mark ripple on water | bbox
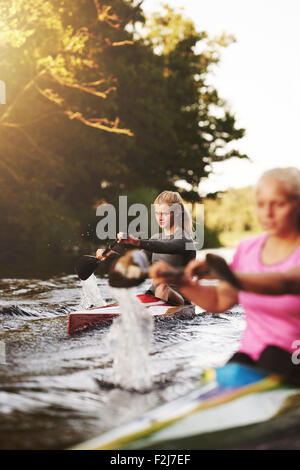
[0,270,269,450]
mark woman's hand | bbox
[184,259,208,279]
[149,260,174,286]
[96,248,116,261]
[149,260,190,287]
[117,232,140,247]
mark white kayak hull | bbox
[68,294,196,334]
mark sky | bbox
[141,0,300,194]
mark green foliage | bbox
[204,186,263,246]
[0,0,249,273]
[143,3,199,55]
[125,187,159,208]
[0,187,79,262]
[135,3,247,201]
[203,225,222,249]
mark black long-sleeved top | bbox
[102,229,196,277]
[139,229,196,268]
[139,229,196,299]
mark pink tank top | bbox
[230,233,300,360]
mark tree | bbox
[0,0,136,262]
[0,1,250,270]
[204,186,262,235]
[136,4,248,201]
[0,0,133,139]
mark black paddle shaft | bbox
[205,253,242,290]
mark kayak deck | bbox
[69,363,300,450]
[68,294,196,334]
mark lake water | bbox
[0,248,300,450]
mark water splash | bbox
[79,274,105,309]
[106,288,154,391]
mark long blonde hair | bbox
[154,191,193,235]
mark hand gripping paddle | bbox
[76,241,120,281]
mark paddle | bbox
[108,250,185,288]
[76,255,101,281]
[205,253,243,290]
[76,241,120,281]
[108,250,243,290]
[109,250,149,288]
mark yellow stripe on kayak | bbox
[162,306,184,316]
[70,373,283,450]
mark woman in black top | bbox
[116,191,196,305]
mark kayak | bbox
[70,363,300,450]
[68,294,196,334]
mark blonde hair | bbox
[154,191,193,235]
[257,167,300,200]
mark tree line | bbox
[0,0,247,273]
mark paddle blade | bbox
[205,253,242,290]
[76,255,100,281]
[109,250,149,288]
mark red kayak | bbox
[68,294,196,334]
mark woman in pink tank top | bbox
[149,167,300,382]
